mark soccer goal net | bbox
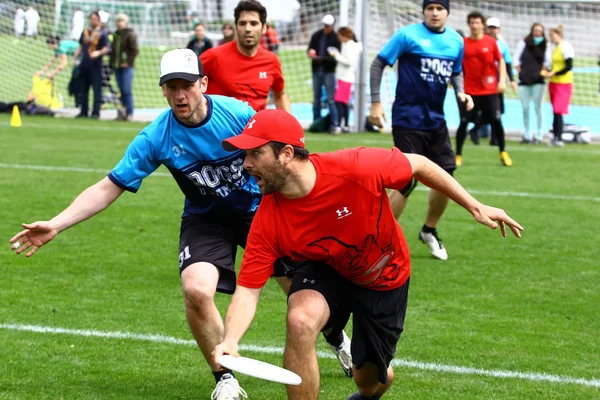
[0,0,598,132]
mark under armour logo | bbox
[184,53,194,63]
[247,119,256,129]
[300,137,305,143]
[336,207,352,219]
[259,71,267,79]
[420,38,431,47]
[303,278,315,284]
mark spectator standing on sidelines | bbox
[455,11,511,167]
[469,17,518,145]
[513,23,551,144]
[187,23,213,57]
[72,11,110,119]
[328,26,362,133]
[14,7,25,38]
[307,14,341,134]
[543,24,574,147]
[218,22,235,45]
[110,13,139,121]
[25,6,41,38]
[36,35,80,80]
[369,0,473,261]
[201,0,290,113]
[213,108,523,400]
[70,7,85,41]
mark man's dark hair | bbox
[46,35,60,45]
[234,0,267,25]
[193,22,205,29]
[467,11,486,24]
[269,141,309,160]
[89,11,100,19]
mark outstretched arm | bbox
[405,153,523,237]
[212,285,262,365]
[10,177,125,257]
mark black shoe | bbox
[520,138,531,144]
[90,113,100,120]
[75,113,88,118]
[346,392,381,400]
[468,128,480,145]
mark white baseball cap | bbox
[159,48,204,86]
[98,10,110,24]
[322,14,335,26]
[486,17,500,28]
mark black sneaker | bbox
[468,128,480,145]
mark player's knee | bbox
[286,306,324,342]
[398,177,417,197]
[182,281,215,313]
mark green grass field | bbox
[1,35,599,109]
[1,115,599,399]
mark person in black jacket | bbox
[187,22,213,56]
[110,13,139,120]
[307,14,341,133]
[513,23,550,144]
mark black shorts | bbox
[179,214,293,294]
[392,124,455,196]
[288,262,410,384]
[462,94,502,125]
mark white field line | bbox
[1,162,599,203]
[0,323,598,388]
[1,121,600,155]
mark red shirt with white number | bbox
[200,41,284,111]
[238,147,413,291]
[463,34,502,96]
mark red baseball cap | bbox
[222,109,305,152]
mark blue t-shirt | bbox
[108,95,260,217]
[377,23,464,130]
[497,39,512,64]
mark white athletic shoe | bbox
[418,230,448,260]
[210,374,248,400]
[329,330,353,377]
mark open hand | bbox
[472,205,523,238]
[9,221,58,257]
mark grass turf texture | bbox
[1,36,599,108]
[1,115,599,399]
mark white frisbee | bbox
[218,355,302,385]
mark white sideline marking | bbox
[0,323,598,388]
[1,162,599,203]
[1,121,599,155]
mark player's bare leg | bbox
[348,364,394,399]
[277,275,353,377]
[181,262,224,370]
[389,190,408,219]
[284,289,330,400]
[425,189,449,228]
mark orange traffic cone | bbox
[10,105,22,127]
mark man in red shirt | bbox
[200,0,290,112]
[212,109,523,399]
[456,11,511,167]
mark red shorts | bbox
[549,82,572,115]
[334,80,352,104]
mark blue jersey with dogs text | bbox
[377,23,464,130]
[108,95,260,217]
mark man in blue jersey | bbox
[10,48,261,400]
[369,0,473,261]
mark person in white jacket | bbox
[328,27,362,133]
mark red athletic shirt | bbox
[200,41,284,111]
[238,147,413,291]
[463,35,502,96]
